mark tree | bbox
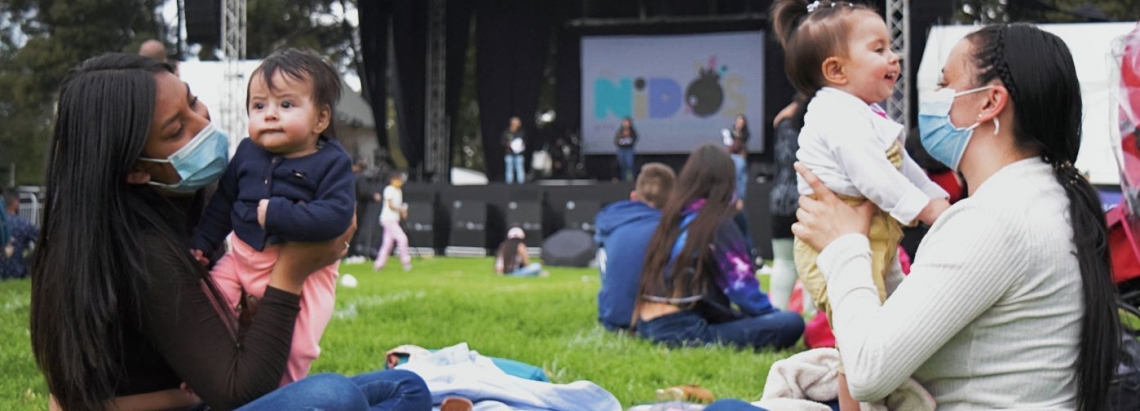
[224,0,362,75]
[0,0,166,185]
[0,0,365,186]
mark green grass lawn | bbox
[0,257,798,410]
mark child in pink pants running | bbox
[374,171,411,271]
[191,48,353,385]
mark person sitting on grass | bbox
[494,227,546,277]
[704,22,1120,411]
[30,53,430,411]
[595,162,676,332]
[632,144,804,350]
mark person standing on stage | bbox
[727,114,751,202]
[614,117,638,182]
[502,116,527,184]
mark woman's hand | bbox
[268,212,357,294]
[791,163,875,251]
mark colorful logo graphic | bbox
[594,56,744,120]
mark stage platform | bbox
[354,180,778,260]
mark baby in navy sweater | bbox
[191,48,354,384]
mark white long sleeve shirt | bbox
[797,87,948,224]
[818,158,1082,410]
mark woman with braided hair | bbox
[706,22,1120,411]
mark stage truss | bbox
[886,0,909,131]
[221,0,247,153]
[425,0,450,183]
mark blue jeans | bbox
[635,310,803,351]
[616,147,636,182]
[705,400,769,411]
[505,154,525,184]
[731,154,748,202]
[507,262,544,277]
[706,399,838,411]
[235,370,430,411]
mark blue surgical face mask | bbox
[917,85,995,170]
[138,122,230,193]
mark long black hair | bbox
[734,114,751,140]
[967,24,1118,411]
[30,53,224,411]
[635,145,737,314]
[499,237,524,273]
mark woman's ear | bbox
[976,84,1009,124]
[821,57,848,86]
[126,163,153,185]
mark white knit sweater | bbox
[818,158,1082,410]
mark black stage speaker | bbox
[185,0,222,45]
[506,200,543,247]
[447,200,487,256]
[541,229,596,267]
[562,200,600,233]
[403,200,437,256]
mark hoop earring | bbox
[994,118,1001,136]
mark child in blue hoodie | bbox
[595,163,675,331]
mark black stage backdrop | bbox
[358,0,954,179]
[390,0,427,171]
[358,1,390,155]
[475,0,554,182]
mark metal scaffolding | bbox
[885,0,910,131]
[424,0,450,183]
[221,0,247,153]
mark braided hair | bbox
[967,24,1118,411]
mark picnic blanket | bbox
[394,343,622,411]
[753,348,935,411]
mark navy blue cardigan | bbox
[193,136,355,253]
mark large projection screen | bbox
[581,31,765,155]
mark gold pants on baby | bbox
[793,196,903,323]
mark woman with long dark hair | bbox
[30,53,429,411]
[708,23,1120,411]
[632,144,803,350]
[494,227,545,277]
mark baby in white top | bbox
[771,0,951,409]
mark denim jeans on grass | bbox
[705,398,839,411]
[234,370,430,411]
[507,262,544,277]
[634,310,803,351]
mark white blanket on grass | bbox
[754,348,935,411]
[396,343,622,411]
